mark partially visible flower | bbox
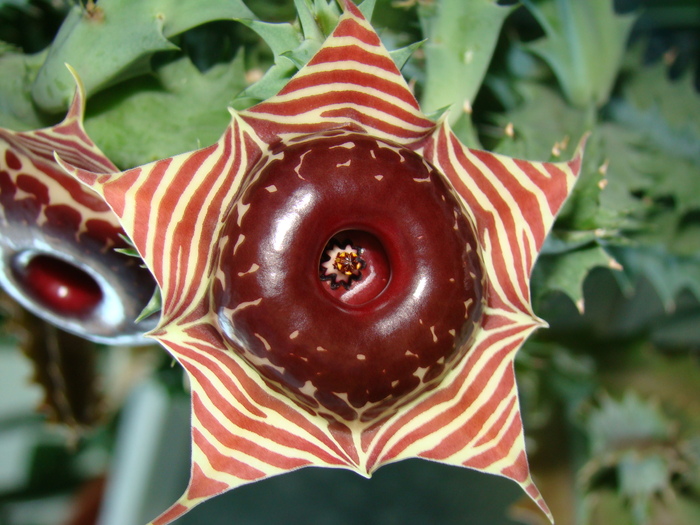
[60,2,584,523]
[0,68,157,344]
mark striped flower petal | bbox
[60,2,583,523]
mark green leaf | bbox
[607,63,700,216]
[30,0,256,113]
[522,0,636,108]
[237,54,298,102]
[606,245,700,310]
[581,490,636,525]
[610,63,700,168]
[237,1,339,104]
[358,0,377,21]
[239,20,302,57]
[618,452,671,524]
[136,286,162,322]
[389,39,425,71]
[532,242,618,309]
[582,490,700,525]
[418,0,513,125]
[0,50,47,130]
[294,0,324,43]
[84,53,248,167]
[234,18,304,100]
[586,392,673,455]
[493,81,591,160]
[682,436,700,494]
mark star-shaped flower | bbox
[60,2,583,523]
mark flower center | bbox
[318,230,390,306]
[320,240,365,289]
[16,254,103,317]
[216,132,484,421]
[335,250,362,276]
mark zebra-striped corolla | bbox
[60,1,583,523]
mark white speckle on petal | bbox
[233,234,245,255]
[237,263,260,277]
[464,298,474,318]
[229,297,262,314]
[265,185,277,193]
[254,333,271,351]
[236,201,250,227]
[294,150,312,180]
[289,331,299,339]
[330,142,356,150]
[413,366,428,381]
[430,326,438,343]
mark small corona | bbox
[320,239,366,290]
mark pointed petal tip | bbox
[534,315,549,329]
[521,476,554,524]
[570,131,590,167]
[63,63,87,122]
[341,0,361,14]
[552,131,589,181]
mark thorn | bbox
[551,136,570,157]
[463,49,474,65]
[575,298,585,314]
[663,48,678,66]
[84,0,104,21]
[245,68,264,85]
[504,122,514,138]
[392,0,419,8]
[598,159,609,175]
[608,258,623,271]
[462,99,472,115]
[597,178,608,190]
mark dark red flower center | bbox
[216,132,485,421]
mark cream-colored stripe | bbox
[443,393,519,464]
[439,132,529,312]
[189,436,251,486]
[251,95,429,133]
[381,329,522,459]
[462,148,536,303]
[275,63,419,112]
[192,410,302,476]
[177,343,350,463]
[369,319,519,458]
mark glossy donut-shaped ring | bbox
[215,132,485,421]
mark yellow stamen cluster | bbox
[334,251,362,276]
